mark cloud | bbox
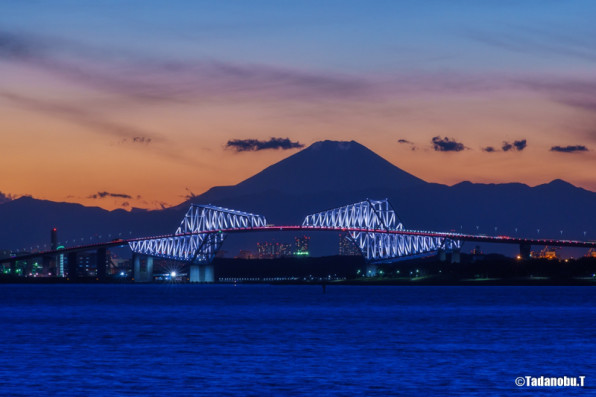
[0,191,16,204]
[550,145,589,153]
[482,146,496,153]
[226,137,305,152]
[431,136,466,152]
[88,191,133,199]
[0,31,371,104]
[513,139,527,151]
[518,78,596,120]
[502,139,527,152]
[398,138,417,151]
[465,26,596,63]
[0,92,157,141]
[118,136,152,145]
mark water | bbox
[0,285,593,396]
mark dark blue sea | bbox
[0,285,593,396]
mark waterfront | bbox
[0,285,593,395]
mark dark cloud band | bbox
[226,137,304,152]
[502,139,527,152]
[550,145,589,153]
[431,136,465,152]
[88,191,132,199]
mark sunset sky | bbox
[1,0,595,210]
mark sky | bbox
[1,0,595,210]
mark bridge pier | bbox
[133,255,153,282]
[67,252,78,280]
[146,256,153,282]
[96,247,107,280]
[133,255,140,281]
[519,244,531,260]
[451,248,461,264]
[190,264,214,283]
[439,249,446,262]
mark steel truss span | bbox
[302,199,461,262]
[129,204,266,264]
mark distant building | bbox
[256,242,293,259]
[257,242,277,259]
[236,250,255,260]
[471,246,483,255]
[531,246,559,260]
[78,252,97,276]
[338,233,360,256]
[294,236,310,256]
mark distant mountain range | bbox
[1,140,595,255]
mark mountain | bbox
[1,140,595,255]
[187,140,430,224]
[235,140,425,194]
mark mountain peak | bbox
[234,140,426,195]
[536,179,577,190]
[307,140,361,151]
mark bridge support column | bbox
[9,259,16,275]
[439,249,446,262]
[451,248,461,264]
[146,256,153,282]
[190,264,200,283]
[203,264,214,282]
[96,247,107,280]
[133,255,153,282]
[190,264,214,283]
[133,255,141,282]
[366,264,378,277]
[519,244,531,260]
[67,252,78,280]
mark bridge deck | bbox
[3,226,596,262]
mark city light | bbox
[170,271,176,277]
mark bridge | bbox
[2,198,595,282]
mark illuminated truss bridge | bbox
[4,198,596,282]
[128,199,462,265]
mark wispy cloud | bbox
[397,138,417,151]
[521,79,596,113]
[465,26,596,63]
[431,136,466,152]
[482,146,496,153]
[550,145,589,153]
[88,191,133,199]
[226,137,304,152]
[0,92,157,141]
[118,136,152,145]
[0,31,371,104]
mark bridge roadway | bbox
[5,225,596,262]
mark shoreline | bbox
[1,276,595,286]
